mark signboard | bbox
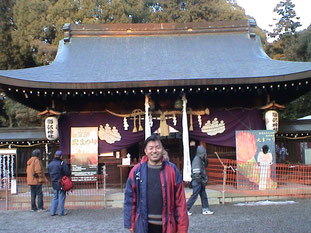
[0,149,17,190]
[236,130,277,190]
[71,127,98,177]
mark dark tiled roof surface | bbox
[0,127,45,141]
[0,31,310,89]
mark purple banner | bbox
[167,109,264,147]
[59,112,159,155]
[59,109,264,155]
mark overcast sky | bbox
[236,0,311,32]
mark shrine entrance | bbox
[162,135,184,172]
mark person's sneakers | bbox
[187,211,192,216]
[37,208,47,212]
[202,208,214,215]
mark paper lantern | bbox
[45,117,59,140]
[265,110,279,132]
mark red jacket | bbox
[124,156,189,233]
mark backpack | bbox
[59,175,73,192]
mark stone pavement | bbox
[1,198,311,233]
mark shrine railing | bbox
[0,170,108,210]
[2,159,311,210]
[207,158,311,203]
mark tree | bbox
[149,0,247,23]
[1,0,251,127]
[0,0,14,70]
[277,26,311,120]
[12,0,58,66]
[2,97,44,127]
[269,0,301,38]
[264,1,311,120]
[0,0,29,70]
[265,0,302,61]
[295,27,311,62]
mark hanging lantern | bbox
[265,110,279,132]
[45,117,59,140]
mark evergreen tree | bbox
[295,27,311,62]
[1,0,252,126]
[0,0,14,70]
[12,0,57,66]
[266,0,302,61]
[0,0,27,69]
[277,26,311,120]
[269,0,301,38]
[149,0,247,23]
[3,97,43,127]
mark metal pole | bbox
[214,152,227,205]
[103,165,106,208]
[222,165,228,205]
[5,178,8,210]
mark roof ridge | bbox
[63,20,255,41]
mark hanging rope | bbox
[159,111,169,136]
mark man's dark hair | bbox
[144,134,162,149]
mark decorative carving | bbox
[198,115,202,128]
[149,113,153,127]
[172,114,177,126]
[98,124,121,144]
[123,117,129,131]
[201,118,225,136]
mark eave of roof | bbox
[0,20,310,90]
[278,120,311,134]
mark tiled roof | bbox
[0,20,310,90]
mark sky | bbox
[236,0,311,33]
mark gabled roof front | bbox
[0,20,310,90]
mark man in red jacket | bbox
[124,134,189,233]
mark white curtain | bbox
[145,95,151,139]
[182,94,191,182]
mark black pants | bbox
[148,223,162,233]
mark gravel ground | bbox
[1,198,311,233]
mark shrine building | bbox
[0,20,311,184]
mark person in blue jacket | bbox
[124,134,189,233]
[48,150,70,216]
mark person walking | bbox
[124,134,189,233]
[48,151,70,216]
[187,145,214,216]
[26,149,47,212]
